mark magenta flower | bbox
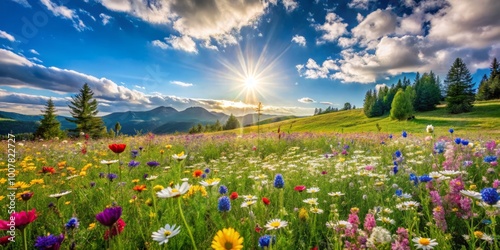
[96,206,122,227]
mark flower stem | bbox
[177,198,197,250]
[23,228,27,250]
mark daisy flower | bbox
[146,175,158,181]
[264,219,288,230]
[156,182,190,198]
[412,237,438,250]
[172,152,187,161]
[241,200,256,208]
[151,224,181,245]
[242,195,258,201]
[100,160,119,165]
[200,178,221,187]
[49,191,72,198]
[211,227,243,250]
[377,217,395,225]
[310,207,324,214]
[328,192,344,197]
[306,187,320,193]
[460,190,482,199]
[303,198,319,206]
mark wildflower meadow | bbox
[1,128,500,249]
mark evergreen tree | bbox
[35,98,63,139]
[343,102,352,110]
[67,83,106,137]
[114,122,121,137]
[445,58,475,114]
[489,58,500,99]
[363,89,375,117]
[223,114,241,130]
[476,74,491,100]
[390,89,413,121]
[413,72,441,111]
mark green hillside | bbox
[235,100,500,135]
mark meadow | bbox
[0,128,499,249]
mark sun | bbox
[244,76,257,89]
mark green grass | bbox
[234,100,500,135]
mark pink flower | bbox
[363,213,376,233]
[0,209,37,230]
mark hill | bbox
[233,100,500,135]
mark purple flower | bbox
[34,234,64,250]
[90,182,96,188]
[107,173,117,181]
[147,161,160,167]
[204,168,211,173]
[96,206,122,227]
[131,150,139,158]
[128,160,140,168]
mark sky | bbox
[0,0,498,117]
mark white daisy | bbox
[172,152,187,161]
[49,191,72,198]
[310,207,324,214]
[459,190,482,199]
[264,219,288,230]
[151,224,181,245]
[303,198,319,206]
[241,195,258,201]
[100,160,119,165]
[328,192,344,197]
[240,200,256,208]
[199,178,221,187]
[306,187,320,193]
[146,175,158,181]
[156,182,190,198]
[412,237,438,250]
[377,217,395,225]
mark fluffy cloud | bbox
[29,49,40,55]
[298,97,315,103]
[99,13,113,25]
[170,81,193,87]
[282,0,298,12]
[100,0,269,49]
[0,30,15,42]
[40,0,88,31]
[351,9,397,46]
[348,0,375,9]
[296,58,338,79]
[153,35,198,53]
[291,35,306,46]
[315,13,348,44]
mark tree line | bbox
[188,114,241,134]
[314,102,355,115]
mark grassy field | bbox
[235,100,500,135]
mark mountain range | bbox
[0,106,284,135]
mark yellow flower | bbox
[474,231,484,239]
[183,185,208,198]
[0,196,4,201]
[153,185,165,192]
[132,179,140,183]
[79,171,87,176]
[149,211,156,218]
[65,201,71,205]
[11,181,30,189]
[88,223,96,230]
[299,208,309,221]
[165,145,172,149]
[211,227,244,250]
[58,161,66,168]
[469,184,477,190]
[0,178,6,184]
[160,150,164,154]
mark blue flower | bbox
[218,185,228,195]
[419,175,433,183]
[402,131,407,138]
[461,139,469,146]
[393,166,398,175]
[449,128,454,134]
[454,138,462,144]
[147,161,160,167]
[258,235,276,248]
[389,134,393,139]
[484,156,498,163]
[434,141,446,154]
[34,234,65,250]
[273,174,285,188]
[107,173,117,181]
[409,173,419,185]
[217,196,231,212]
[201,173,207,179]
[395,189,403,197]
[204,168,211,173]
[65,217,79,229]
[394,150,402,158]
[131,150,139,158]
[481,188,499,205]
[128,160,140,168]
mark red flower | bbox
[0,236,11,246]
[108,144,126,154]
[81,147,87,155]
[133,185,147,192]
[104,218,126,240]
[0,209,37,230]
[294,185,306,192]
[229,192,238,200]
[262,197,270,205]
[41,166,56,174]
[193,170,203,178]
[255,224,262,233]
[311,246,318,250]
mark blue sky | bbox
[0,0,498,116]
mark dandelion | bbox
[157,182,190,198]
[151,224,181,245]
[412,237,438,250]
[211,227,243,250]
[34,234,64,250]
[264,219,288,230]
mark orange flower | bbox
[41,166,56,174]
[133,185,147,192]
[193,170,203,178]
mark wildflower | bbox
[473,231,493,243]
[294,185,306,192]
[100,160,119,165]
[426,125,434,133]
[402,131,407,138]
[20,191,34,201]
[264,219,288,230]
[65,217,79,229]
[241,200,256,208]
[419,175,433,183]
[299,208,309,221]
[310,207,323,214]
[151,224,181,245]
[34,234,64,250]
[147,161,160,167]
[108,144,126,154]
[49,191,72,199]
[273,174,284,188]
[133,185,147,192]
[454,138,461,144]
[128,160,140,168]
[0,209,37,230]
[480,187,499,205]
[172,152,187,161]
[211,227,243,250]
[218,196,231,212]
[157,182,190,198]
[193,170,203,178]
[484,155,498,163]
[303,198,319,206]
[146,175,158,181]
[30,179,44,185]
[364,213,376,231]
[377,216,395,225]
[131,150,139,158]
[96,206,122,227]
[461,139,469,146]
[200,178,221,187]
[366,227,392,248]
[219,185,228,195]
[328,191,344,197]
[434,141,445,154]
[262,197,270,206]
[41,166,56,174]
[88,223,96,230]
[306,187,320,193]
[258,235,275,248]
[107,173,118,181]
[412,237,438,250]
[229,192,238,200]
[104,218,125,240]
[449,128,454,134]
[153,185,165,192]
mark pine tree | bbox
[363,89,375,117]
[67,83,106,137]
[489,58,500,99]
[413,72,441,111]
[223,114,241,130]
[476,74,491,100]
[445,58,475,114]
[390,89,413,121]
[35,98,63,139]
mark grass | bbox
[234,100,500,135]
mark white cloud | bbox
[282,0,298,12]
[40,0,89,32]
[9,0,31,8]
[298,97,316,103]
[348,0,375,9]
[170,81,193,87]
[153,35,198,54]
[338,37,357,48]
[134,85,145,90]
[315,13,348,44]
[30,57,43,63]
[320,101,334,105]
[375,83,387,92]
[0,30,15,42]
[291,35,306,46]
[356,13,364,22]
[29,49,40,55]
[79,9,96,21]
[99,13,113,25]
[296,58,338,79]
[352,9,397,46]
